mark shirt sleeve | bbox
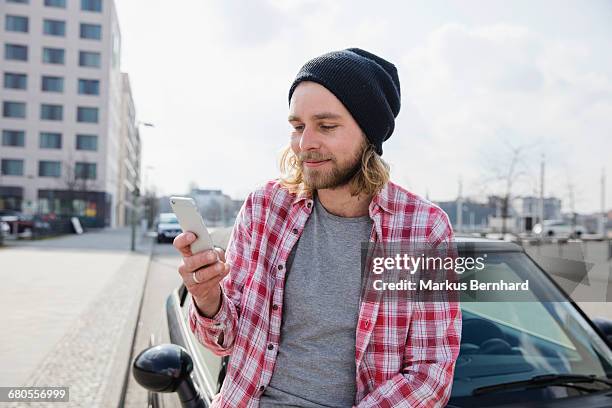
[355,209,462,408]
[188,192,254,356]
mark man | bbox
[174,48,462,407]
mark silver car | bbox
[156,213,182,243]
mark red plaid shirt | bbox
[189,179,462,407]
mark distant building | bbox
[0,0,133,227]
[435,200,496,233]
[232,198,245,216]
[115,73,140,227]
[436,194,606,235]
[157,190,244,228]
[513,196,562,232]
[190,189,235,227]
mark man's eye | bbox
[320,125,337,130]
[293,125,304,132]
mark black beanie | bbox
[288,48,401,156]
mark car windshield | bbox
[159,213,178,224]
[451,251,612,401]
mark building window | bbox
[81,0,102,12]
[5,15,29,32]
[79,51,100,68]
[78,79,99,95]
[38,161,61,177]
[44,0,66,7]
[43,19,66,36]
[80,23,101,40]
[76,134,97,151]
[2,101,26,118]
[41,76,64,92]
[5,44,28,61]
[77,106,98,123]
[42,47,65,64]
[39,132,62,148]
[75,162,96,180]
[1,159,24,176]
[2,130,25,147]
[7,0,29,3]
[3,73,27,90]
[40,104,63,121]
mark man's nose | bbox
[299,125,321,151]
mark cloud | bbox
[392,23,612,211]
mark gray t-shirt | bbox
[259,193,373,408]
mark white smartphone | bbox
[169,196,215,254]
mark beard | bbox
[298,142,365,190]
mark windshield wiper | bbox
[472,374,612,396]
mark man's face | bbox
[288,81,367,190]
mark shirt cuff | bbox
[189,289,229,331]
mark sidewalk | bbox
[0,228,153,407]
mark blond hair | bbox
[278,141,390,197]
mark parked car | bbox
[156,213,182,243]
[533,220,587,239]
[0,210,34,235]
[132,237,612,407]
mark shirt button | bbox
[272,304,278,311]
[267,343,274,350]
[292,228,298,234]
[307,202,312,208]
[277,264,283,270]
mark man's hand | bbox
[173,231,230,318]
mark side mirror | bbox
[132,344,206,408]
[592,317,612,347]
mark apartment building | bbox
[116,72,140,227]
[0,0,138,227]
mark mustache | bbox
[298,152,334,162]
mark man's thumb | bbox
[214,246,226,263]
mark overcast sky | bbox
[114,0,612,213]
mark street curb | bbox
[103,236,155,408]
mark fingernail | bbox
[186,232,194,240]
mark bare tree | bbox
[478,140,540,237]
[59,152,97,216]
[142,188,159,228]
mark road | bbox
[122,228,232,407]
[0,228,152,407]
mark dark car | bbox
[0,209,34,235]
[132,238,612,407]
